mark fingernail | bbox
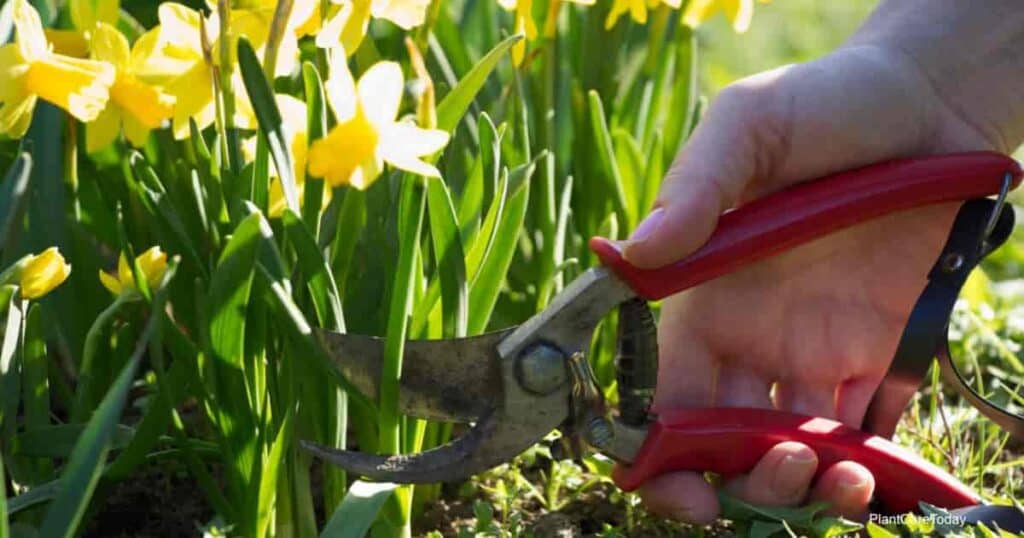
[772,450,817,498]
[837,474,870,500]
[629,207,665,243]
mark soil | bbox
[82,461,213,538]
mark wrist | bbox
[844,0,1024,153]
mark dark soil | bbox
[82,461,213,538]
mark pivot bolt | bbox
[516,343,568,395]
[585,415,615,449]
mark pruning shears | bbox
[304,152,1024,524]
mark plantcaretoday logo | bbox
[868,513,967,527]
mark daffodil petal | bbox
[99,269,123,295]
[0,44,29,103]
[681,0,716,28]
[158,3,205,55]
[45,29,90,58]
[370,0,430,30]
[13,0,48,62]
[91,23,131,69]
[357,61,403,128]
[0,94,36,138]
[121,113,151,147]
[324,47,357,120]
[383,152,441,178]
[724,0,754,33]
[382,123,449,157]
[85,104,120,153]
[24,55,115,122]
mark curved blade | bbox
[315,328,513,422]
[302,373,571,483]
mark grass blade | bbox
[426,178,468,338]
[0,451,7,538]
[0,293,22,437]
[320,480,398,538]
[0,153,31,255]
[282,209,344,331]
[468,158,534,334]
[37,312,158,538]
[588,91,633,229]
[238,37,299,214]
[436,34,523,133]
[302,62,328,235]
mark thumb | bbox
[622,77,788,269]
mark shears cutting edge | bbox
[303,152,1024,523]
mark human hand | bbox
[624,41,1017,524]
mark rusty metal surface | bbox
[315,328,512,422]
[306,268,651,482]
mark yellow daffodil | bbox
[498,0,592,65]
[99,246,168,296]
[682,0,761,33]
[86,23,176,152]
[0,0,114,138]
[132,3,260,139]
[70,0,120,31]
[605,0,680,29]
[307,51,449,189]
[20,247,71,300]
[242,95,330,217]
[310,0,430,56]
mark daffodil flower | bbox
[682,0,761,33]
[605,0,680,29]
[86,24,176,152]
[19,247,71,300]
[307,51,449,189]
[99,246,168,296]
[0,0,114,138]
[242,95,331,217]
[498,0,592,65]
[131,3,261,139]
[310,0,430,56]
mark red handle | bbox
[591,152,1022,300]
[612,408,979,513]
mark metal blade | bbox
[315,328,514,422]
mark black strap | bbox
[865,199,1024,531]
[864,199,1017,436]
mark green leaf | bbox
[208,212,269,368]
[320,480,398,538]
[0,152,31,255]
[641,130,664,215]
[0,449,8,538]
[0,293,22,436]
[5,480,60,515]
[588,91,633,229]
[13,424,134,458]
[37,311,159,538]
[612,128,643,221]
[467,158,534,334]
[379,178,426,453]
[302,61,329,234]
[426,178,468,338]
[436,34,523,133]
[282,209,345,330]
[238,37,299,214]
[664,25,697,161]
[256,406,293,538]
[106,349,194,480]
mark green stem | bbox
[378,177,426,537]
[71,294,133,422]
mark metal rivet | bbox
[585,416,614,449]
[516,343,568,395]
[942,253,964,273]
